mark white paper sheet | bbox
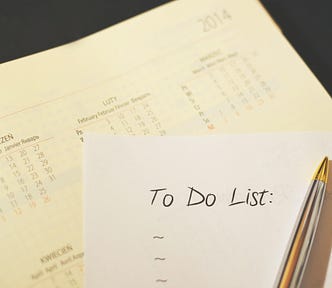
[84,132,332,288]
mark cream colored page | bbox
[0,0,331,287]
[1,0,332,132]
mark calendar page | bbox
[0,0,331,287]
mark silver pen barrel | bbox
[275,157,329,288]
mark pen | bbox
[275,157,329,288]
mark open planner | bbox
[0,0,331,287]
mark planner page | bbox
[0,0,331,287]
[84,133,332,288]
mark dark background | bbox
[1,0,332,95]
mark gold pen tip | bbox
[313,157,329,183]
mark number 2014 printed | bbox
[198,10,232,33]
